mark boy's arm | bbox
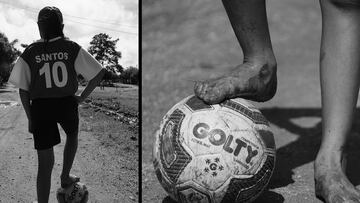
[75,69,106,103]
[19,89,31,120]
[19,89,32,133]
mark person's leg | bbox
[315,0,360,202]
[194,0,277,104]
[37,148,54,203]
[59,96,80,187]
[60,130,79,187]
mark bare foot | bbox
[60,174,80,188]
[315,153,360,203]
[194,61,277,104]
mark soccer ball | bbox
[56,182,89,203]
[153,95,276,203]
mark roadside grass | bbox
[77,84,139,199]
[78,84,139,151]
[86,84,138,117]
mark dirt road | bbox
[0,85,138,203]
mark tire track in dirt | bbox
[0,107,20,145]
[0,96,39,202]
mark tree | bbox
[0,32,21,86]
[103,69,119,81]
[121,66,139,85]
[88,33,123,76]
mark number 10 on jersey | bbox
[39,61,68,88]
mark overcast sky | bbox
[0,0,138,68]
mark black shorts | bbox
[30,96,79,150]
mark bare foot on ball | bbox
[60,174,80,188]
[315,153,360,203]
[194,61,277,104]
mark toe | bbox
[61,174,80,188]
[194,81,206,98]
[194,81,220,104]
[202,86,226,104]
[194,82,202,95]
[330,194,346,203]
[315,178,360,203]
[68,174,80,182]
[330,194,360,203]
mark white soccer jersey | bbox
[9,36,103,99]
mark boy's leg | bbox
[316,0,360,202]
[37,148,54,203]
[59,96,80,187]
[60,130,79,187]
[194,0,277,104]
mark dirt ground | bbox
[0,84,138,203]
[142,0,360,202]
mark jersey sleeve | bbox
[8,57,31,91]
[74,47,104,81]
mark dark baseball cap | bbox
[38,6,63,25]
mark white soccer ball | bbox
[153,95,276,203]
[56,182,89,203]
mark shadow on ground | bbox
[263,107,322,190]
[262,108,360,189]
[162,107,360,202]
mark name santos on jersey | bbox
[35,52,69,63]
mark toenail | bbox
[331,194,345,202]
